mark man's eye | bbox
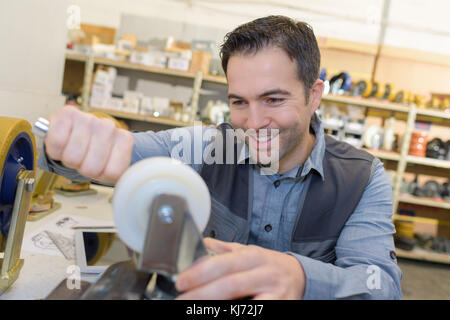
[266,98,283,104]
[231,100,245,106]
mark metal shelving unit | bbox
[320,92,450,263]
[66,52,205,125]
[321,94,411,113]
[88,106,191,127]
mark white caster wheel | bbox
[113,157,210,253]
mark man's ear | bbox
[308,79,324,116]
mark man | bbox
[39,15,402,299]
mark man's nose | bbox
[246,104,270,130]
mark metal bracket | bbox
[0,169,35,294]
[138,193,208,278]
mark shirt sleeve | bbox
[287,158,403,299]
[38,125,215,180]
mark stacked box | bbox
[140,96,154,115]
[123,91,142,114]
[89,67,117,108]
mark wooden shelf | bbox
[396,247,450,265]
[363,148,401,161]
[406,155,450,170]
[398,195,450,210]
[203,74,227,85]
[65,52,88,62]
[417,109,450,120]
[88,107,191,127]
[94,56,198,80]
[321,94,410,113]
[66,52,229,83]
[322,94,450,124]
[393,214,450,227]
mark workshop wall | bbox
[71,0,450,56]
[69,0,450,96]
[0,0,68,124]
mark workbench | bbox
[1,184,114,300]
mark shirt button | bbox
[209,230,216,238]
[274,180,280,188]
[264,224,272,232]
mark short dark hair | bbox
[220,15,321,102]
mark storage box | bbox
[168,57,190,71]
[190,50,212,74]
[79,24,116,45]
[93,69,112,86]
[106,97,123,111]
[89,95,108,109]
[121,33,137,49]
[130,51,146,64]
[153,96,170,117]
[165,37,191,53]
[140,96,154,115]
[145,51,168,68]
[123,91,143,114]
[91,83,112,98]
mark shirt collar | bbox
[236,112,326,181]
[300,112,325,181]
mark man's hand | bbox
[44,105,134,184]
[175,237,306,300]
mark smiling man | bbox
[39,15,402,299]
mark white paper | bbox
[22,214,114,258]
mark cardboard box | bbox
[129,50,146,64]
[140,96,154,115]
[107,97,124,111]
[145,52,168,68]
[79,24,116,45]
[93,69,112,86]
[91,83,112,97]
[153,96,170,117]
[165,37,191,53]
[121,33,137,49]
[123,91,143,114]
[89,95,108,109]
[168,56,190,71]
[190,50,212,74]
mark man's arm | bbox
[288,158,403,299]
[39,108,209,180]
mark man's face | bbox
[227,46,322,168]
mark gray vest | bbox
[200,123,374,264]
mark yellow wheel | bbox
[85,232,115,266]
[442,98,450,111]
[393,90,406,103]
[413,94,427,109]
[362,81,373,98]
[0,117,35,239]
[352,80,372,98]
[429,97,441,110]
[375,82,386,99]
[383,84,396,101]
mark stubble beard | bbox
[246,122,306,169]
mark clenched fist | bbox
[44,105,134,184]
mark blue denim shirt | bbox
[39,114,402,299]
